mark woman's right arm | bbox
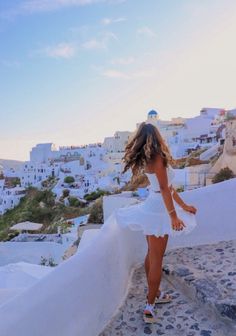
[152,155,185,231]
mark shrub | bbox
[34,190,55,207]
[84,188,110,202]
[40,256,57,267]
[68,196,82,207]
[212,167,235,184]
[176,185,184,192]
[64,176,75,184]
[12,177,21,187]
[62,189,70,198]
[6,232,19,241]
[88,198,103,224]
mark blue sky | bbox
[1,0,236,160]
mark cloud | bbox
[37,43,76,59]
[101,17,126,25]
[137,26,157,38]
[82,32,117,50]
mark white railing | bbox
[0,179,236,335]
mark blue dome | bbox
[148,110,158,116]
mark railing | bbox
[0,179,236,335]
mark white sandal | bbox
[155,291,172,304]
[143,302,157,324]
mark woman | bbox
[117,122,197,323]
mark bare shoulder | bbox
[145,153,166,174]
[152,154,169,188]
[152,153,166,170]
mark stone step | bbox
[162,240,236,328]
[100,265,232,336]
[162,264,236,329]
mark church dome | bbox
[147,110,159,118]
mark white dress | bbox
[114,166,197,237]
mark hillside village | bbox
[0,107,236,218]
[0,108,236,335]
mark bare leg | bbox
[146,234,169,304]
[144,236,149,283]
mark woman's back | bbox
[144,166,175,192]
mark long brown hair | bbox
[122,122,175,176]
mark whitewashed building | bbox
[18,162,60,188]
[0,180,25,215]
[103,131,132,153]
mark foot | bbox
[155,290,172,304]
[143,302,157,324]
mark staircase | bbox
[100,240,236,336]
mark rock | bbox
[215,300,236,321]
[190,323,200,330]
[185,309,194,314]
[144,326,152,334]
[228,271,236,276]
[167,317,176,323]
[162,264,171,275]
[185,275,195,282]
[175,266,192,277]
[193,278,221,302]
[200,330,212,336]
[165,324,174,329]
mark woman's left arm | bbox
[169,185,197,214]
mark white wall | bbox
[103,192,140,221]
[0,242,65,267]
[0,214,145,336]
[0,178,235,336]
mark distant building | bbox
[0,182,25,215]
[30,143,58,163]
[103,131,132,153]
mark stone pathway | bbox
[163,240,236,325]
[100,240,236,336]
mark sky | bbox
[1,0,236,161]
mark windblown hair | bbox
[122,122,175,176]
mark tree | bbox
[212,167,235,184]
[68,196,81,207]
[64,176,75,184]
[84,189,109,202]
[62,189,70,198]
[88,198,103,224]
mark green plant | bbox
[40,256,58,267]
[84,188,110,201]
[10,177,21,187]
[6,232,19,241]
[62,189,70,198]
[176,185,184,192]
[212,167,235,184]
[68,196,83,207]
[87,198,103,224]
[0,187,85,241]
[64,176,75,184]
[34,190,55,207]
